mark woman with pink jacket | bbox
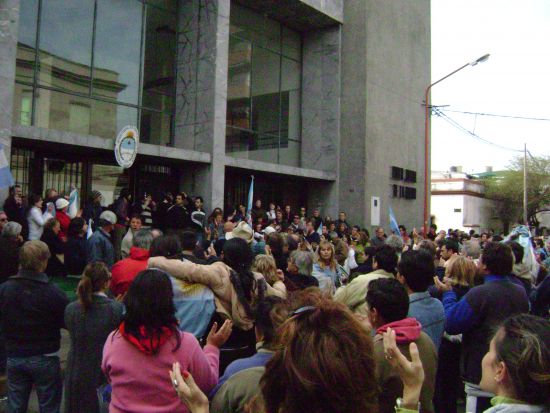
[102,269,232,413]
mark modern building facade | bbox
[0,0,430,230]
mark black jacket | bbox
[65,236,87,275]
[0,270,69,357]
[0,236,20,283]
[166,205,191,230]
[41,229,67,277]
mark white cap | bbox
[99,210,117,225]
[55,198,69,210]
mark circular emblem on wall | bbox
[114,126,139,169]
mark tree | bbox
[483,155,550,233]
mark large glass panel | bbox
[16,0,39,85]
[141,4,176,111]
[282,27,301,61]
[93,0,143,105]
[38,0,94,94]
[91,164,130,206]
[280,57,301,165]
[227,37,251,129]
[35,88,137,139]
[230,4,280,54]
[140,108,172,145]
[251,47,280,136]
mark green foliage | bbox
[483,155,550,229]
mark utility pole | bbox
[523,143,529,226]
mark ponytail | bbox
[77,276,93,310]
[77,262,110,311]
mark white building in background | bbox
[431,168,498,232]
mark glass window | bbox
[93,0,143,105]
[35,88,138,139]
[141,5,176,111]
[227,37,252,129]
[69,103,91,135]
[16,0,39,85]
[20,94,33,126]
[38,0,94,94]
[226,3,302,166]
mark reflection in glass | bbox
[226,3,302,167]
[38,0,94,94]
[34,88,137,139]
[140,108,172,145]
[16,0,39,85]
[13,83,34,127]
[251,47,280,137]
[142,5,176,112]
[227,37,252,129]
[93,0,143,105]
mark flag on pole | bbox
[87,219,94,239]
[0,144,15,189]
[389,205,400,235]
[246,176,254,225]
[68,188,79,218]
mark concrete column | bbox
[301,25,342,218]
[0,0,19,204]
[175,0,229,211]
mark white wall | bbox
[432,194,496,232]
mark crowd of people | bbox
[0,184,549,413]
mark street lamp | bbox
[422,53,490,236]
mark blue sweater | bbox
[209,347,273,399]
[442,275,528,383]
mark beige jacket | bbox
[333,269,394,316]
[148,257,286,330]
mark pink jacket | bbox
[102,330,219,413]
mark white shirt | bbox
[28,207,53,240]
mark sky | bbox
[431,0,550,173]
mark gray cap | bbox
[99,210,117,225]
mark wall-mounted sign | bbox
[114,126,139,169]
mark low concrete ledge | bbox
[224,155,336,181]
[12,125,212,164]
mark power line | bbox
[437,108,550,122]
[432,108,523,152]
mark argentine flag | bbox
[317,221,323,236]
[68,188,79,218]
[0,144,14,189]
[389,205,400,236]
[86,218,94,239]
[246,175,254,224]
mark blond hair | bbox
[316,240,337,271]
[252,254,278,285]
[19,240,51,271]
[447,256,477,287]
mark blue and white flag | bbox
[87,219,93,239]
[0,144,14,189]
[246,175,254,224]
[389,205,400,235]
[317,221,323,236]
[68,188,79,218]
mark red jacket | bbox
[111,247,150,296]
[56,211,71,241]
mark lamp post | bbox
[422,53,490,237]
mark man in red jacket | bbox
[111,229,152,297]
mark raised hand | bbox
[206,319,233,348]
[170,362,209,413]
